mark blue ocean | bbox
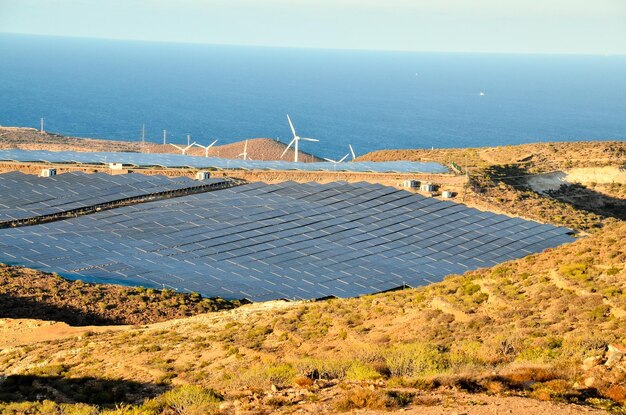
[0,33,624,159]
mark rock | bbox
[584,377,595,387]
[270,384,279,392]
[582,355,603,370]
[608,343,626,353]
[605,343,626,367]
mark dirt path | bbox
[0,301,298,349]
[566,167,626,184]
[152,300,298,332]
[473,278,505,307]
[526,167,626,195]
[0,318,126,348]
[429,297,471,322]
[265,389,611,415]
[363,392,611,415]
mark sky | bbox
[0,0,625,54]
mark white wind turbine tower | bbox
[170,141,196,155]
[281,114,319,162]
[237,140,252,160]
[193,139,218,157]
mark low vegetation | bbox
[0,264,243,325]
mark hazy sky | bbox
[1,0,624,54]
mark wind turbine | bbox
[323,153,350,164]
[193,139,218,157]
[237,140,252,160]
[170,142,196,155]
[281,114,319,162]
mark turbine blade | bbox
[349,144,356,159]
[170,144,183,150]
[338,153,350,163]
[281,138,296,158]
[208,139,218,148]
[323,158,337,163]
[287,114,297,138]
[301,137,319,142]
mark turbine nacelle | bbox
[170,142,197,155]
[323,153,350,164]
[280,114,319,163]
[325,145,355,164]
[193,139,218,157]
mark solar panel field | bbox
[0,171,229,225]
[0,173,575,301]
[0,149,449,173]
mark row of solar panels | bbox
[0,149,449,173]
[0,171,227,223]
[0,179,575,301]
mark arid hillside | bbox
[0,127,323,162]
[357,141,626,171]
[1,222,625,414]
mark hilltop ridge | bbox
[0,126,323,162]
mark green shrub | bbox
[385,343,448,377]
[30,364,70,377]
[333,387,391,411]
[264,363,297,387]
[346,361,382,381]
[559,263,589,281]
[235,362,296,389]
[158,385,222,415]
[295,358,353,380]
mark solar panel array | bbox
[0,171,227,223]
[0,149,448,174]
[0,180,574,301]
